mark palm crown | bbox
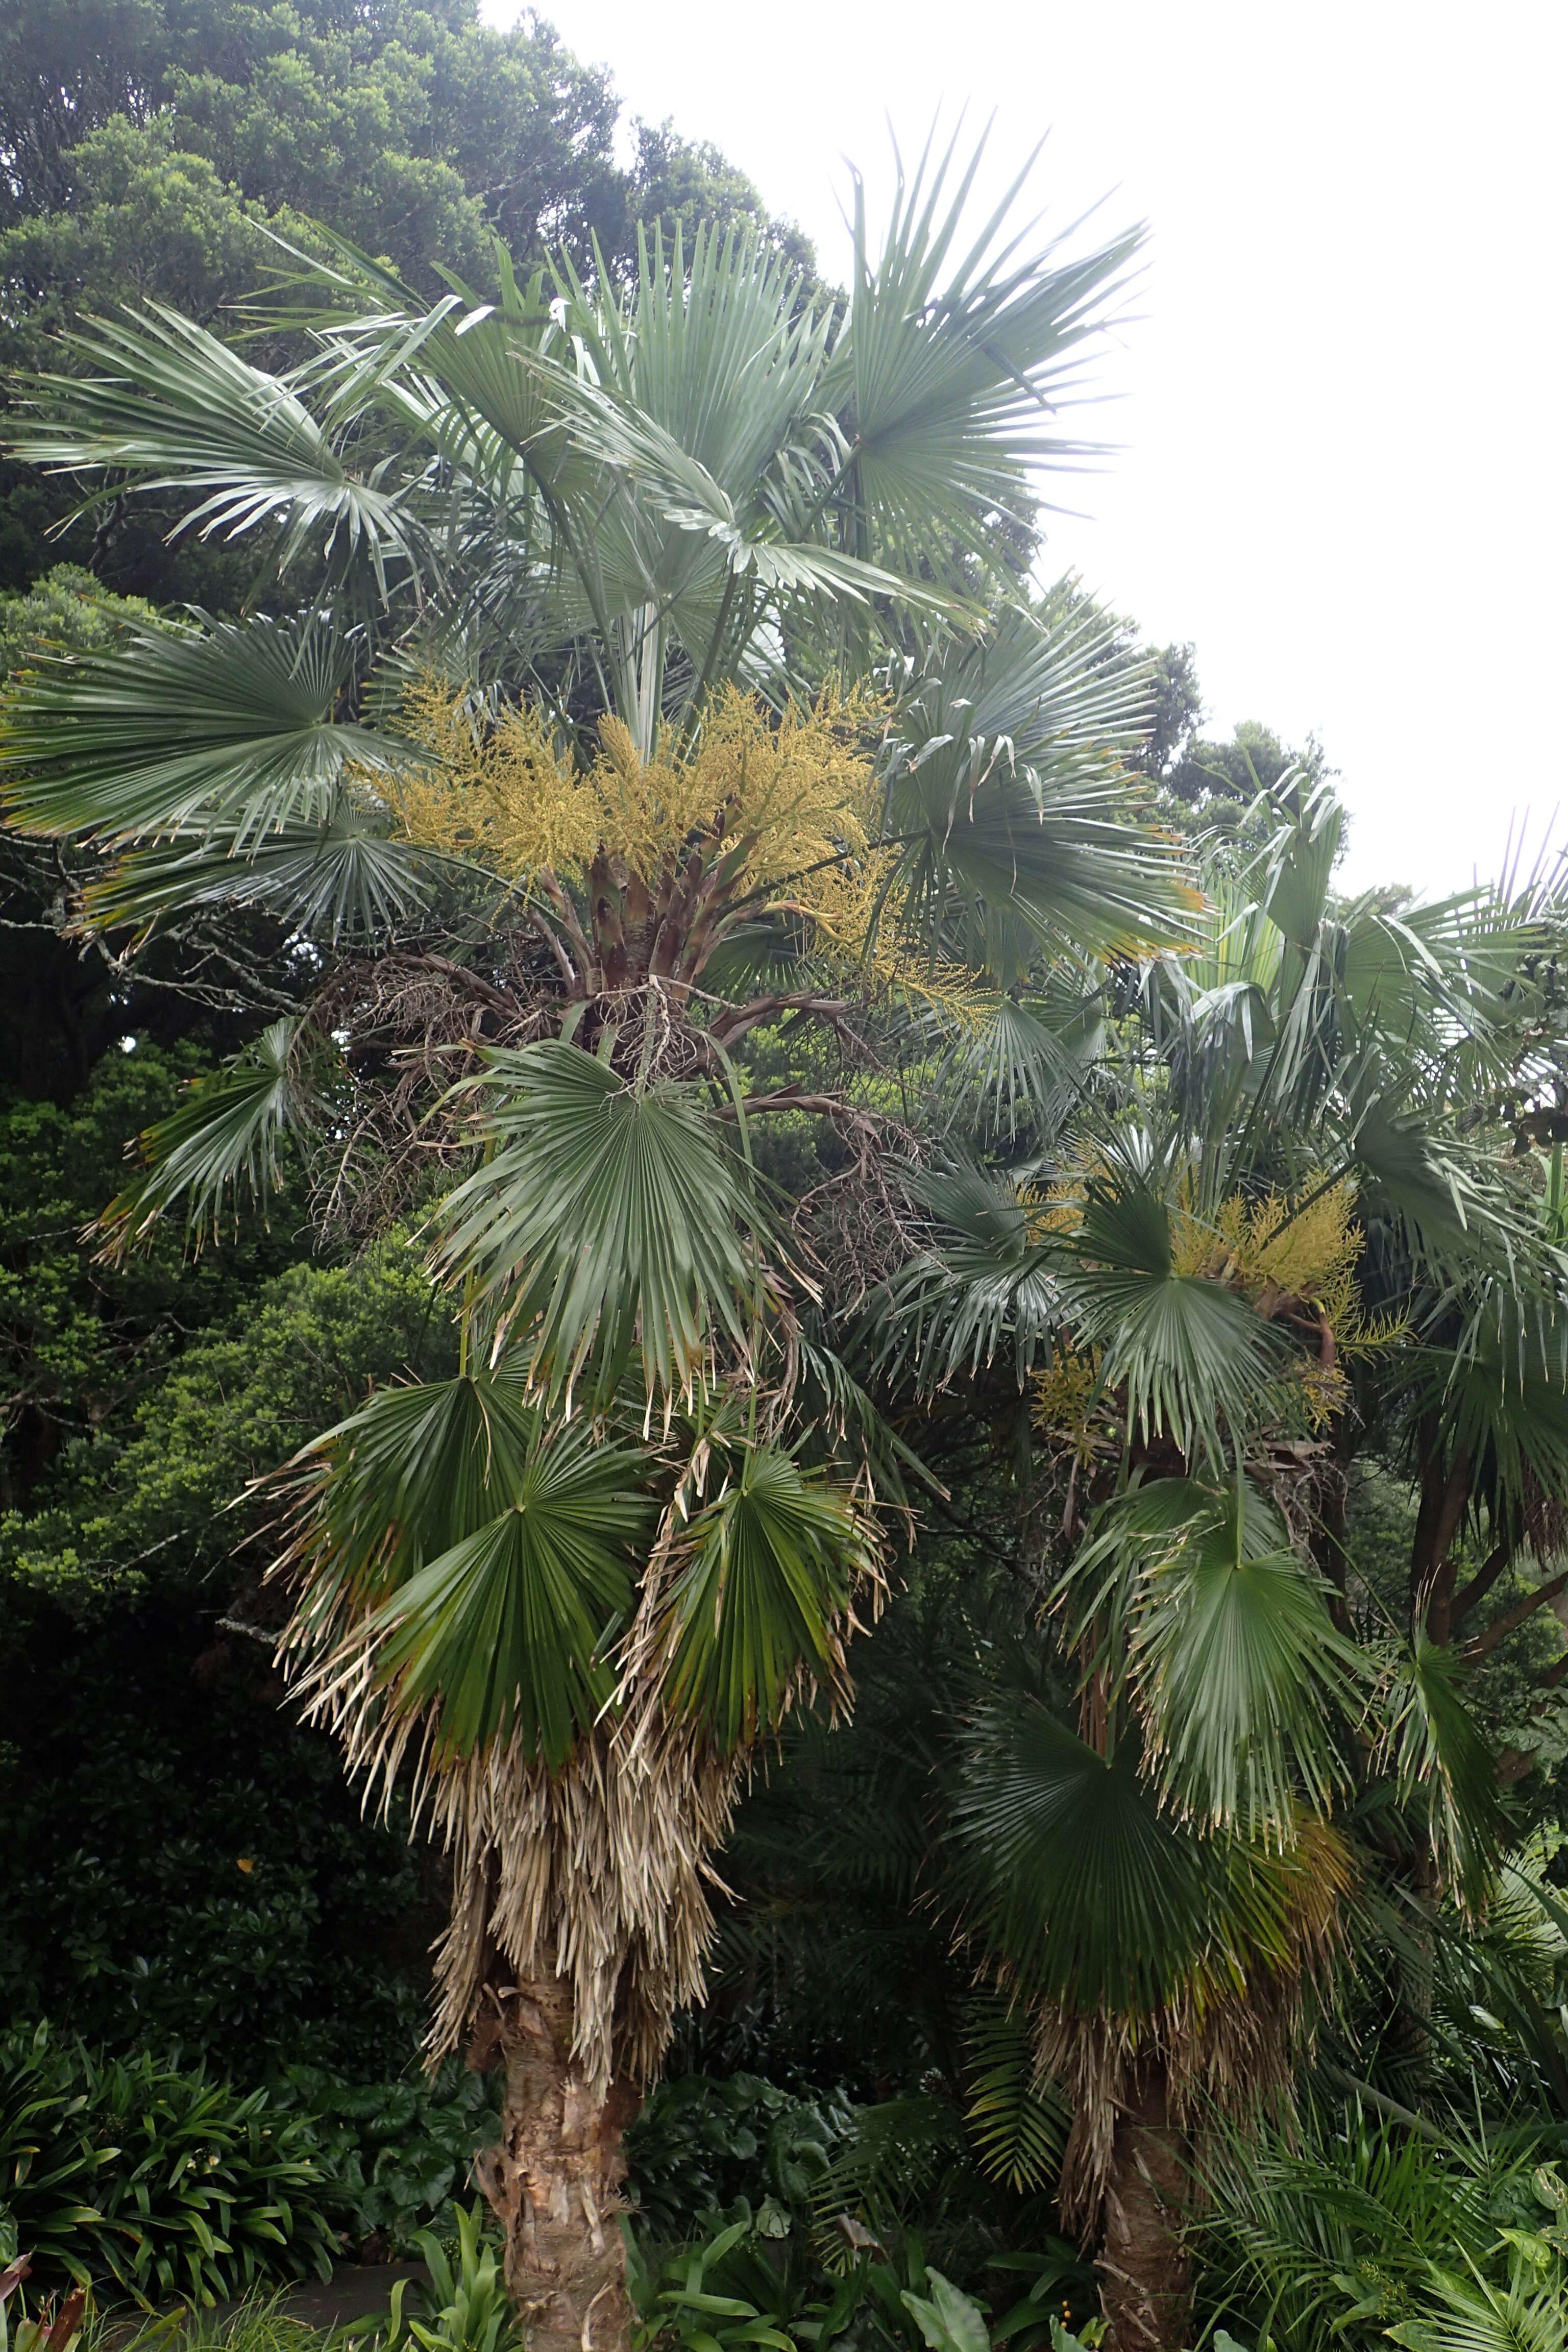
[873,775,1568,2342]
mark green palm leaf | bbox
[431,1041,764,1407]
[940,981,1104,1141]
[962,1997,1069,2192]
[1066,1171,1290,1460]
[653,1445,882,1746]
[953,1690,1344,2022]
[1373,1632,1505,1907]
[279,1361,655,1768]
[363,1418,652,1767]
[82,812,429,939]
[1068,1475,1358,1833]
[952,1691,1212,2014]
[287,1358,544,1612]
[0,610,396,845]
[10,305,423,587]
[873,1161,1062,1392]
[1387,2260,1568,2352]
[100,1017,329,1254]
[824,127,1144,580]
[881,603,1194,976]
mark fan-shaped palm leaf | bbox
[649,1444,883,1745]
[83,812,429,939]
[11,305,424,589]
[284,1356,544,1614]
[431,1041,764,1408]
[873,1161,1063,1393]
[939,982,1103,1141]
[100,1016,330,1254]
[0,610,396,843]
[823,126,1144,579]
[1064,1174,1291,1461]
[1065,1474,1359,1834]
[362,1418,653,1768]
[952,1689,1344,2021]
[1372,1632,1506,1907]
[951,1692,1212,2015]
[880,604,1194,976]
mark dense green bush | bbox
[0,2028,514,2299]
[269,2066,501,2257]
[1198,2103,1568,2349]
[0,2025,336,2302]
[626,2074,854,2241]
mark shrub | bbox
[625,2073,854,2239]
[373,2203,519,2352]
[269,2066,502,2256]
[0,2026,336,2304]
[0,1614,435,2084]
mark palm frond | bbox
[880,603,1195,977]
[1370,1632,1506,1908]
[99,1016,329,1255]
[951,1690,1211,2015]
[11,306,424,589]
[962,1996,1069,2192]
[82,811,429,939]
[431,1041,764,1408]
[282,1356,543,1616]
[1065,1171,1291,1461]
[1387,2262,1568,2352]
[939,980,1104,1140]
[872,1161,1062,1393]
[645,1444,884,1747]
[0,610,396,845]
[361,1418,653,1768]
[826,125,1145,579]
[1065,1474,1359,1834]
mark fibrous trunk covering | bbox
[428,1714,742,2084]
[1097,2059,1191,2352]
[425,1717,742,2350]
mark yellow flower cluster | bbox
[1169,1176,1399,1359]
[382,680,591,875]
[1032,1345,1115,1467]
[385,675,889,916]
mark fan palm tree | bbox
[0,134,1193,2351]
[873,782,1568,2346]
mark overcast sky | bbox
[484,0,1565,898]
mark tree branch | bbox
[536,869,595,992]
[1451,1538,1515,1630]
[1471,1567,1568,1656]
[527,908,579,995]
[719,1090,848,1119]
[409,952,518,1021]
[707,992,851,1050]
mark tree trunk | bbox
[1097,2059,1192,2352]
[472,1969,641,2352]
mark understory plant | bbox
[0,2026,335,2303]
[268,2065,502,2257]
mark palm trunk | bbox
[1097,2057,1191,2352]
[473,1970,641,2352]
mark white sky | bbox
[484,0,1567,898]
